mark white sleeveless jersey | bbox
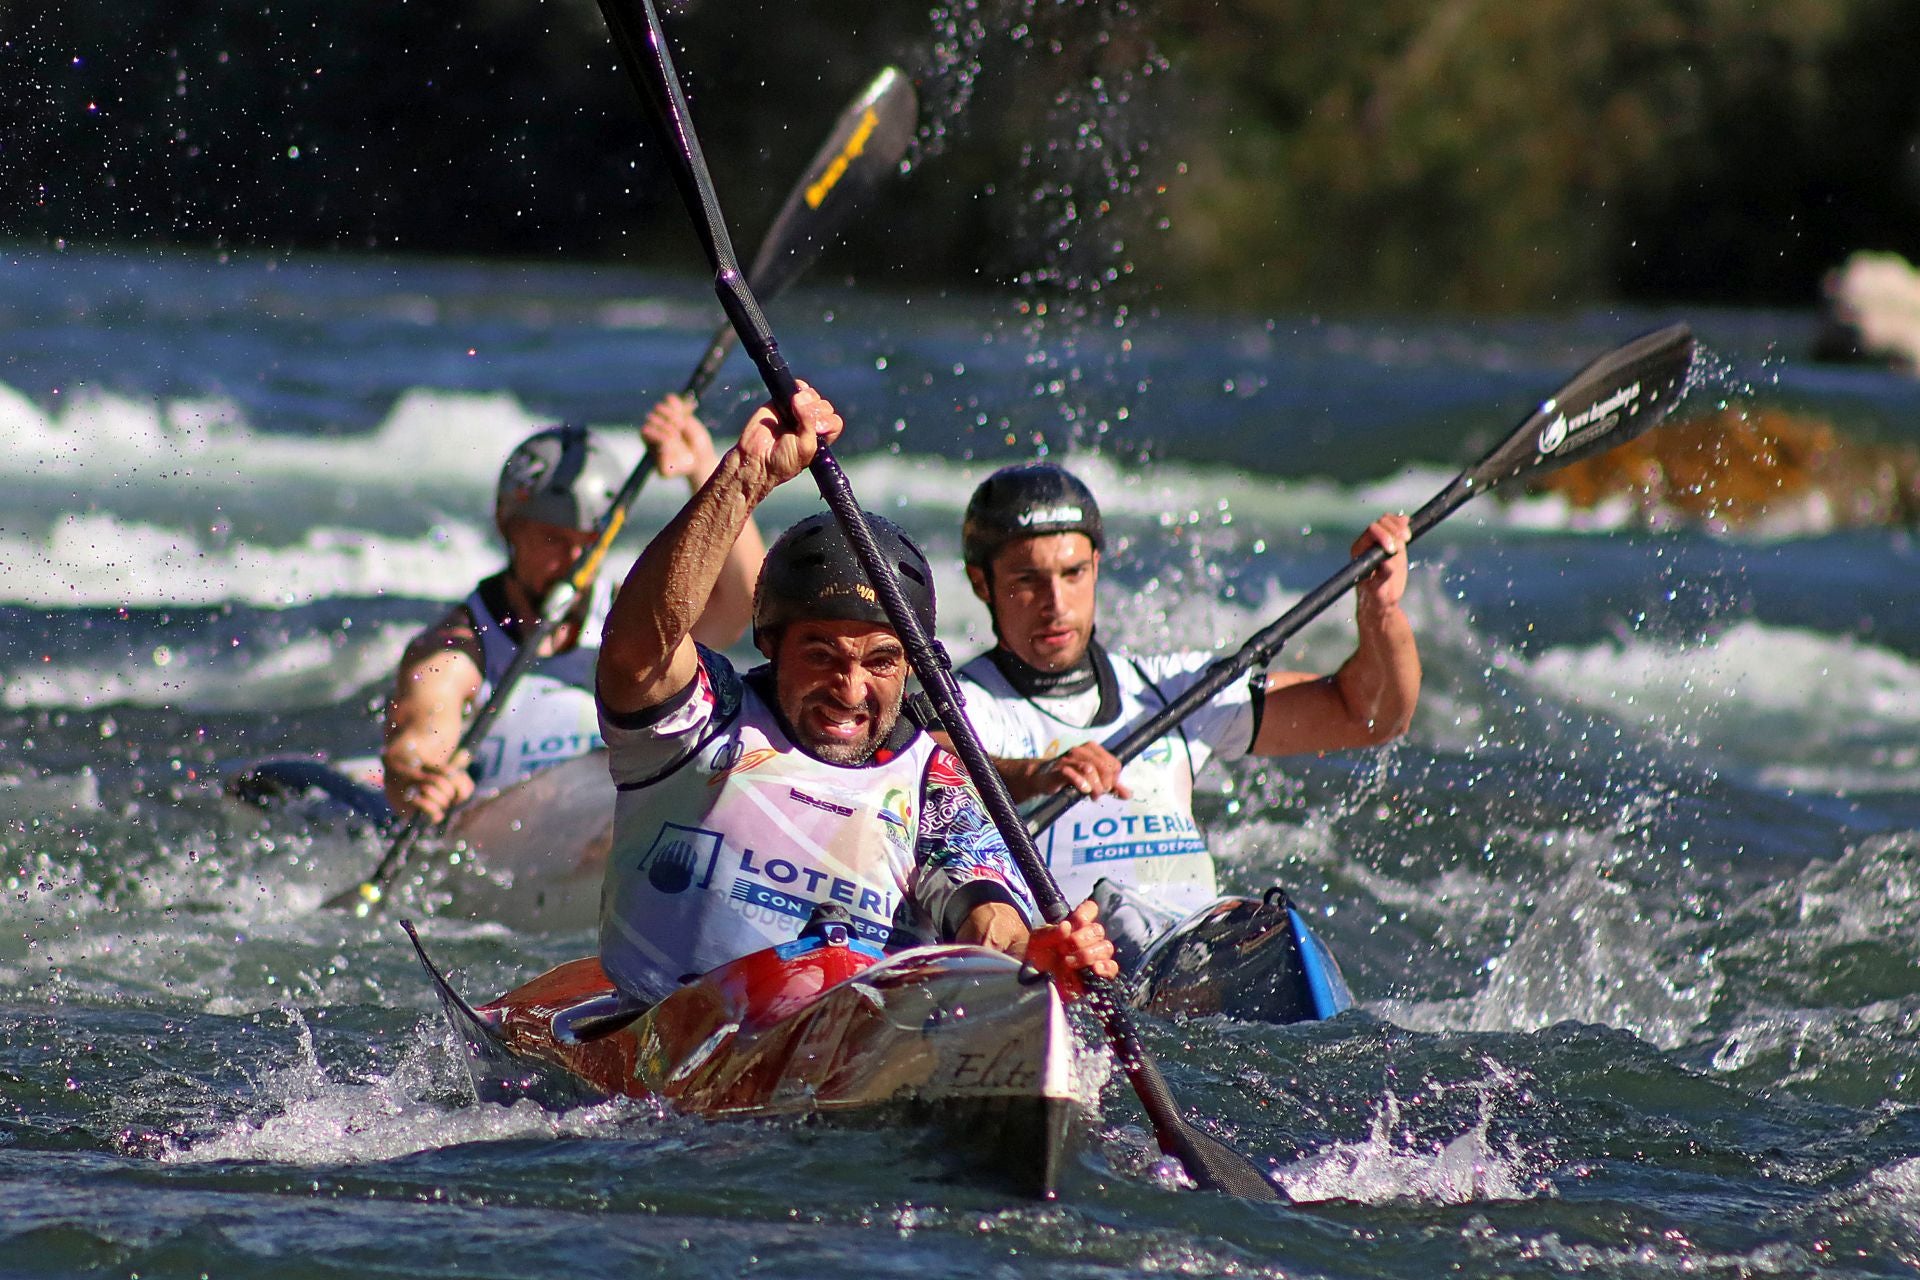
[462,577,612,790]
[599,656,1020,1005]
[956,647,1258,918]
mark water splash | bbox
[160,1007,638,1167]
[914,0,1173,458]
[1280,1076,1553,1205]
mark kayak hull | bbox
[1129,890,1354,1022]
[427,750,612,930]
[410,929,1093,1198]
[237,756,1358,1023]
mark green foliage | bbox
[1146,0,1912,307]
[2,0,1915,309]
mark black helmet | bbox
[961,463,1104,568]
[495,425,625,532]
[753,511,936,652]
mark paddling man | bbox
[594,386,1115,1006]
[952,463,1420,974]
[383,397,765,822]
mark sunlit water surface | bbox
[1,245,1918,1277]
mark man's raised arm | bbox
[1252,512,1421,756]
[598,385,843,717]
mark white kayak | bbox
[225,750,613,932]
[431,749,612,930]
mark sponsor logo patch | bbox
[1538,381,1640,457]
[788,787,855,818]
[708,746,778,785]
[632,822,724,894]
[1017,503,1083,527]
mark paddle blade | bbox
[1468,322,1696,493]
[1084,977,1286,1201]
[1117,1048,1286,1201]
[746,67,917,300]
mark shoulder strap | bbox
[1124,653,1199,779]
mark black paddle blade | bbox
[684,66,917,400]
[1470,322,1696,492]
[747,67,916,300]
[1120,1052,1287,1201]
[1086,977,1286,1201]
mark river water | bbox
[2,245,1919,1277]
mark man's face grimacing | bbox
[967,532,1100,672]
[772,619,910,764]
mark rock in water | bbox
[1813,250,1920,371]
[1526,407,1920,532]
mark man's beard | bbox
[791,692,902,765]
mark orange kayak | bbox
[406,922,1096,1197]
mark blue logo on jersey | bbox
[634,822,723,894]
[1069,811,1205,863]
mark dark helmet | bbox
[961,463,1104,568]
[752,511,936,652]
[495,425,625,532]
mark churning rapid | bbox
[2,246,1919,1276]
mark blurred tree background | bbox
[2,0,1915,312]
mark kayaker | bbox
[594,386,1116,1005]
[381,397,765,822]
[950,462,1420,966]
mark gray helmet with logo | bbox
[961,462,1104,568]
[494,425,625,532]
[752,511,936,652]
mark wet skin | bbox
[966,532,1100,673]
[770,619,907,765]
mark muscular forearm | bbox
[961,899,1119,996]
[382,671,479,818]
[957,901,1031,955]
[383,720,459,772]
[991,756,1055,803]
[689,512,766,650]
[382,646,480,770]
[601,447,774,713]
[1331,596,1421,744]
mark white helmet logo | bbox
[1017,504,1084,527]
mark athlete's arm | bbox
[940,741,1132,803]
[910,753,1116,995]
[959,899,1117,999]
[1251,512,1421,756]
[381,612,485,821]
[928,688,1134,802]
[600,384,843,718]
[640,394,767,651]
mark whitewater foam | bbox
[3,619,418,711]
[1280,1084,1551,1205]
[1523,621,1920,785]
[160,1008,642,1167]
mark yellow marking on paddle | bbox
[805,108,880,209]
[572,508,627,589]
